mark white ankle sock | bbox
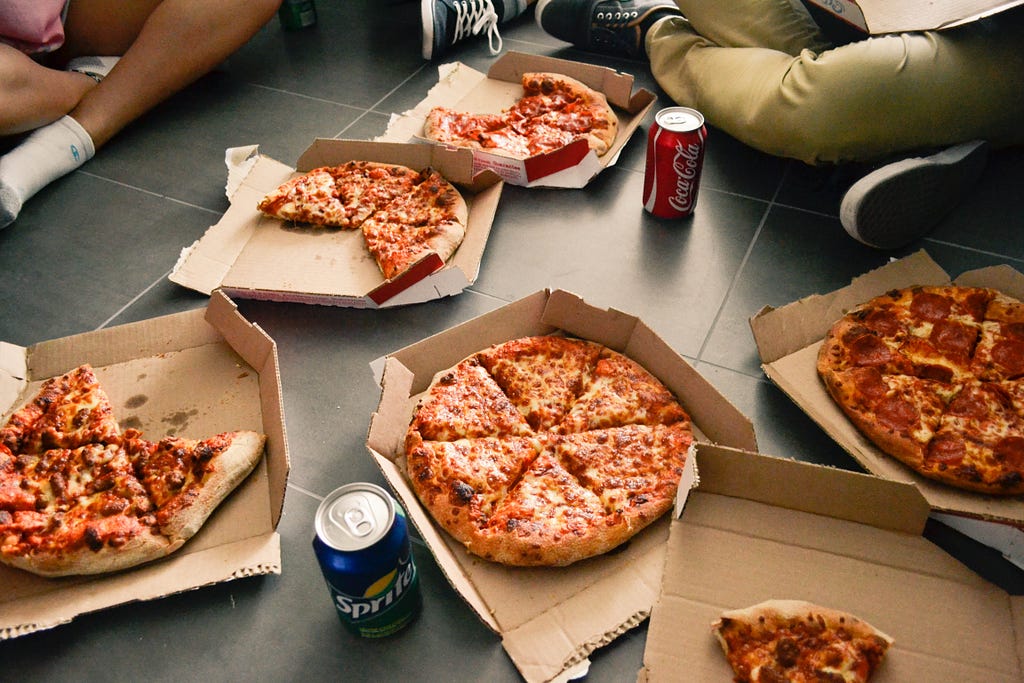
[0,115,95,228]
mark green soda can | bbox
[313,483,422,638]
[278,0,317,29]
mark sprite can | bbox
[313,483,422,638]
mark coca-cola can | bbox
[642,107,708,218]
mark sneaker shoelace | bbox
[453,0,503,55]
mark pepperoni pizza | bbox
[423,72,619,159]
[817,285,1024,494]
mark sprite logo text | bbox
[333,560,416,621]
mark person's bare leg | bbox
[0,44,97,136]
[57,0,282,148]
[0,0,281,227]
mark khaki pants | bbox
[646,0,1024,164]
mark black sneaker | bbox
[839,140,990,250]
[422,0,527,60]
[535,0,682,59]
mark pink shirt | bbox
[0,0,69,54]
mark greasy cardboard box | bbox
[749,250,1024,527]
[366,289,757,682]
[0,291,288,639]
[640,444,1024,682]
[803,0,1023,33]
[170,139,503,308]
[380,51,658,188]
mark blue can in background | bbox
[313,483,422,638]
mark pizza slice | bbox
[971,294,1024,381]
[516,72,618,156]
[0,442,169,577]
[409,357,534,442]
[923,381,1024,494]
[712,599,893,683]
[475,336,604,431]
[128,430,266,542]
[557,349,690,433]
[821,366,956,470]
[360,168,468,280]
[256,161,422,229]
[475,451,612,566]
[404,433,541,546]
[552,422,691,527]
[0,364,122,455]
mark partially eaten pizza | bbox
[712,600,893,683]
[256,161,468,281]
[0,364,266,577]
[423,72,619,159]
[403,335,693,567]
[817,284,1024,495]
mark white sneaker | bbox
[839,140,990,250]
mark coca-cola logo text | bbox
[667,140,701,212]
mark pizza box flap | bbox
[170,140,502,308]
[0,291,288,640]
[749,250,1024,527]
[365,289,752,682]
[379,52,657,188]
[802,0,1022,35]
[642,444,1024,682]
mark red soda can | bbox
[642,107,708,218]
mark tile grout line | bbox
[692,161,792,366]
[94,268,175,331]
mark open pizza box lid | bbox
[379,51,658,188]
[0,291,289,640]
[170,139,503,308]
[639,444,1024,682]
[802,0,1022,34]
[748,250,1024,535]
[365,289,757,682]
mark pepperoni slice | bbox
[911,291,952,322]
[991,338,1024,378]
[926,434,965,465]
[875,396,917,434]
[848,334,892,367]
[929,320,977,358]
[995,436,1024,469]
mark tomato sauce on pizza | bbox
[404,335,693,567]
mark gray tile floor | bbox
[2,1,1022,680]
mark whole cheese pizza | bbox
[0,365,266,577]
[423,72,619,159]
[712,600,893,683]
[256,161,468,281]
[817,284,1024,495]
[403,335,693,567]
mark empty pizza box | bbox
[170,139,503,308]
[802,0,1023,34]
[366,289,757,682]
[640,444,1024,682]
[380,51,658,188]
[0,291,289,639]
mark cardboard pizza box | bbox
[640,444,1024,682]
[380,51,658,188]
[748,249,1024,529]
[803,0,1022,34]
[0,291,289,640]
[365,289,757,683]
[170,139,503,308]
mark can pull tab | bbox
[335,494,377,538]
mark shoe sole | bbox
[422,0,438,60]
[839,140,990,250]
